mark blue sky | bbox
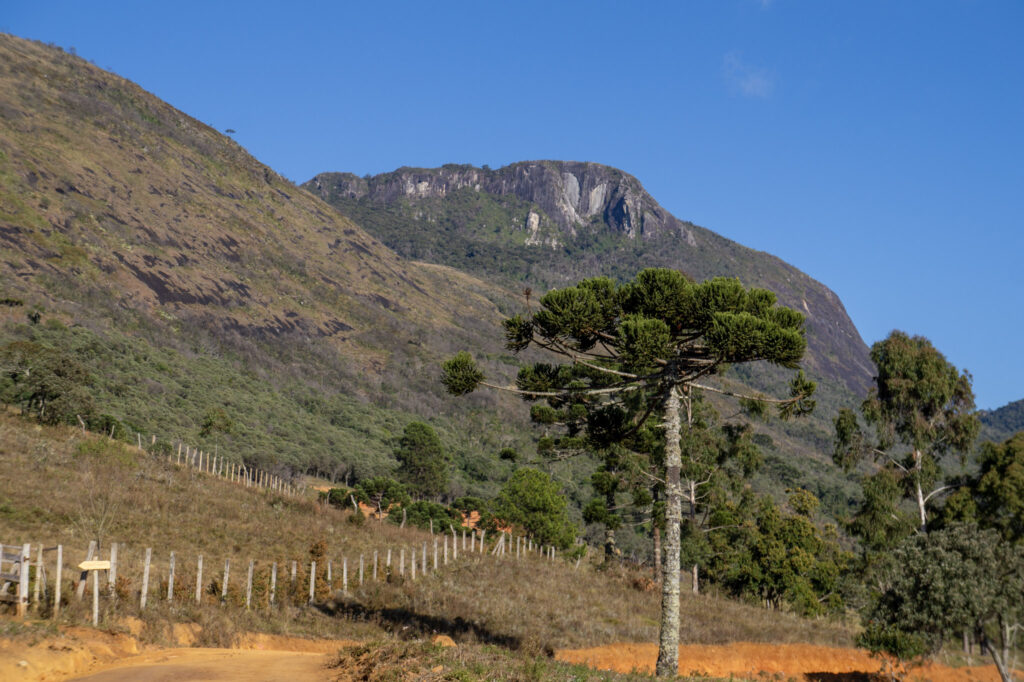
[5,1,1023,409]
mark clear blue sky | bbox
[5,1,1023,409]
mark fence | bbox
[1,528,561,626]
[161,438,302,497]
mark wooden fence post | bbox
[108,542,118,595]
[53,544,62,619]
[222,559,230,602]
[343,557,348,593]
[326,560,332,587]
[422,543,427,572]
[167,551,175,601]
[308,561,316,604]
[77,540,96,600]
[434,538,438,571]
[399,549,404,577]
[195,554,203,604]
[91,567,99,626]
[17,543,30,617]
[140,548,151,610]
[33,544,42,610]
[444,535,448,565]
[470,531,475,553]
[246,560,254,610]
[359,554,364,587]
[372,551,378,581]
[480,530,486,553]
[411,548,416,580]
[270,562,277,606]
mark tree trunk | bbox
[913,449,927,532]
[653,525,661,583]
[688,478,699,595]
[655,386,683,678]
[604,526,616,562]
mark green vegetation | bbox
[834,330,979,532]
[0,411,855,663]
[394,421,451,500]
[862,524,1024,682]
[490,468,577,549]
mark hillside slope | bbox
[305,162,873,396]
[0,34,530,486]
[0,34,863,530]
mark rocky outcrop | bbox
[308,161,699,245]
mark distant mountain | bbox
[979,399,1024,444]
[304,162,874,397]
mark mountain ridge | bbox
[305,161,873,396]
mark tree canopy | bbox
[862,523,1024,682]
[490,467,576,549]
[834,331,978,532]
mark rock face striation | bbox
[307,161,874,396]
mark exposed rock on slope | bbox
[0,35,509,386]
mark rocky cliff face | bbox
[306,162,874,396]
[309,161,699,244]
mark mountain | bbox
[0,33,868,532]
[0,34,532,490]
[979,399,1024,444]
[304,162,874,397]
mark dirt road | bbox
[69,648,333,681]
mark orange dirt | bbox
[0,621,357,681]
[556,642,1012,681]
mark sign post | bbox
[78,560,111,626]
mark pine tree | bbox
[394,421,451,500]
[442,269,814,676]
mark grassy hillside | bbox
[0,34,558,497]
[0,411,855,656]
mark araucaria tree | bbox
[442,269,815,677]
[834,331,978,533]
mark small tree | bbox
[354,477,410,520]
[863,523,1024,682]
[491,468,577,549]
[394,421,451,500]
[0,341,94,425]
[834,331,978,533]
[443,269,815,676]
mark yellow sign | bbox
[78,560,111,571]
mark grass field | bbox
[0,409,857,679]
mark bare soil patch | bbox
[556,642,1009,681]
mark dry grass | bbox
[1,411,854,658]
[328,639,722,682]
